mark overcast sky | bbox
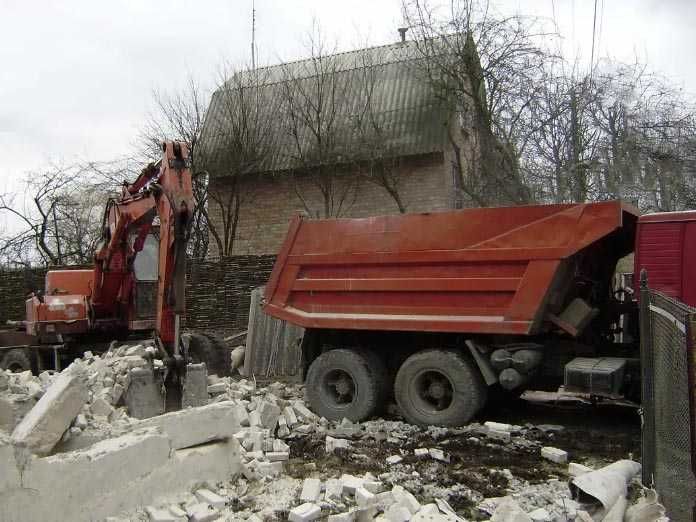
[1,0,695,206]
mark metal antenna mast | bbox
[251,0,257,69]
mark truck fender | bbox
[465,340,498,386]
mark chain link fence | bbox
[639,272,696,521]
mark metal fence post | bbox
[639,269,655,486]
[687,313,696,516]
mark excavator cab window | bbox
[133,233,159,282]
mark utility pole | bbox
[251,0,257,70]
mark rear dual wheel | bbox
[305,348,387,421]
[394,349,487,427]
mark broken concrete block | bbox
[292,401,316,421]
[289,502,322,522]
[487,428,512,442]
[182,363,208,408]
[195,488,226,509]
[242,461,259,481]
[234,404,250,427]
[428,448,449,462]
[355,487,376,508]
[186,502,219,522]
[386,455,403,465]
[273,439,290,453]
[11,371,88,455]
[136,401,240,450]
[414,448,429,458]
[257,400,281,430]
[277,414,291,437]
[125,368,164,419]
[91,397,114,418]
[326,435,352,453]
[340,474,364,494]
[325,478,343,501]
[490,497,532,522]
[125,344,147,357]
[257,460,283,477]
[283,405,299,427]
[301,478,322,502]
[355,507,378,522]
[249,411,262,427]
[363,481,384,494]
[207,382,227,395]
[145,506,184,522]
[567,462,594,477]
[0,433,20,491]
[266,451,289,462]
[384,504,412,522]
[541,446,568,464]
[527,507,552,521]
[168,505,187,518]
[0,393,36,432]
[391,486,421,514]
[375,491,396,510]
[484,421,513,433]
[328,512,356,522]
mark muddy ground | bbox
[282,398,640,520]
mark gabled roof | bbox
[200,40,451,176]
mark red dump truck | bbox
[263,201,696,426]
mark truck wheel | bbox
[0,349,32,373]
[394,349,487,427]
[185,333,225,376]
[305,348,383,422]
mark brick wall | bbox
[208,152,453,256]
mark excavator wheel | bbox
[185,333,228,377]
[0,348,32,373]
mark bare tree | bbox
[139,76,210,257]
[0,164,114,266]
[403,0,557,206]
[198,65,280,256]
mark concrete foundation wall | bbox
[0,405,242,522]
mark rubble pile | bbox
[0,347,667,522]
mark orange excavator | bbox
[0,141,223,382]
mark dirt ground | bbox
[282,397,641,520]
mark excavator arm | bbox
[90,141,194,356]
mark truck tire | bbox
[0,348,32,373]
[394,348,487,427]
[305,348,383,422]
[186,333,225,376]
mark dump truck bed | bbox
[264,201,639,335]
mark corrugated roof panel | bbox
[200,41,451,176]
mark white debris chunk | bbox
[194,488,226,509]
[292,401,317,421]
[355,487,376,507]
[325,478,344,501]
[340,474,364,494]
[484,421,513,432]
[283,405,299,427]
[11,371,88,455]
[266,451,289,462]
[328,512,356,522]
[300,478,322,502]
[428,448,450,462]
[414,448,429,458]
[527,507,552,521]
[326,435,352,453]
[186,502,219,522]
[567,462,594,477]
[145,506,183,522]
[384,505,412,522]
[386,455,403,465]
[391,486,421,514]
[541,446,568,464]
[289,502,322,522]
[490,497,532,522]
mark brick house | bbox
[200,40,476,257]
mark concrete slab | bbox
[289,502,322,522]
[541,446,568,464]
[125,368,164,419]
[300,478,322,502]
[136,401,240,450]
[194,488,226,509]
[11,371,88,455]
[182,364,208,409]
